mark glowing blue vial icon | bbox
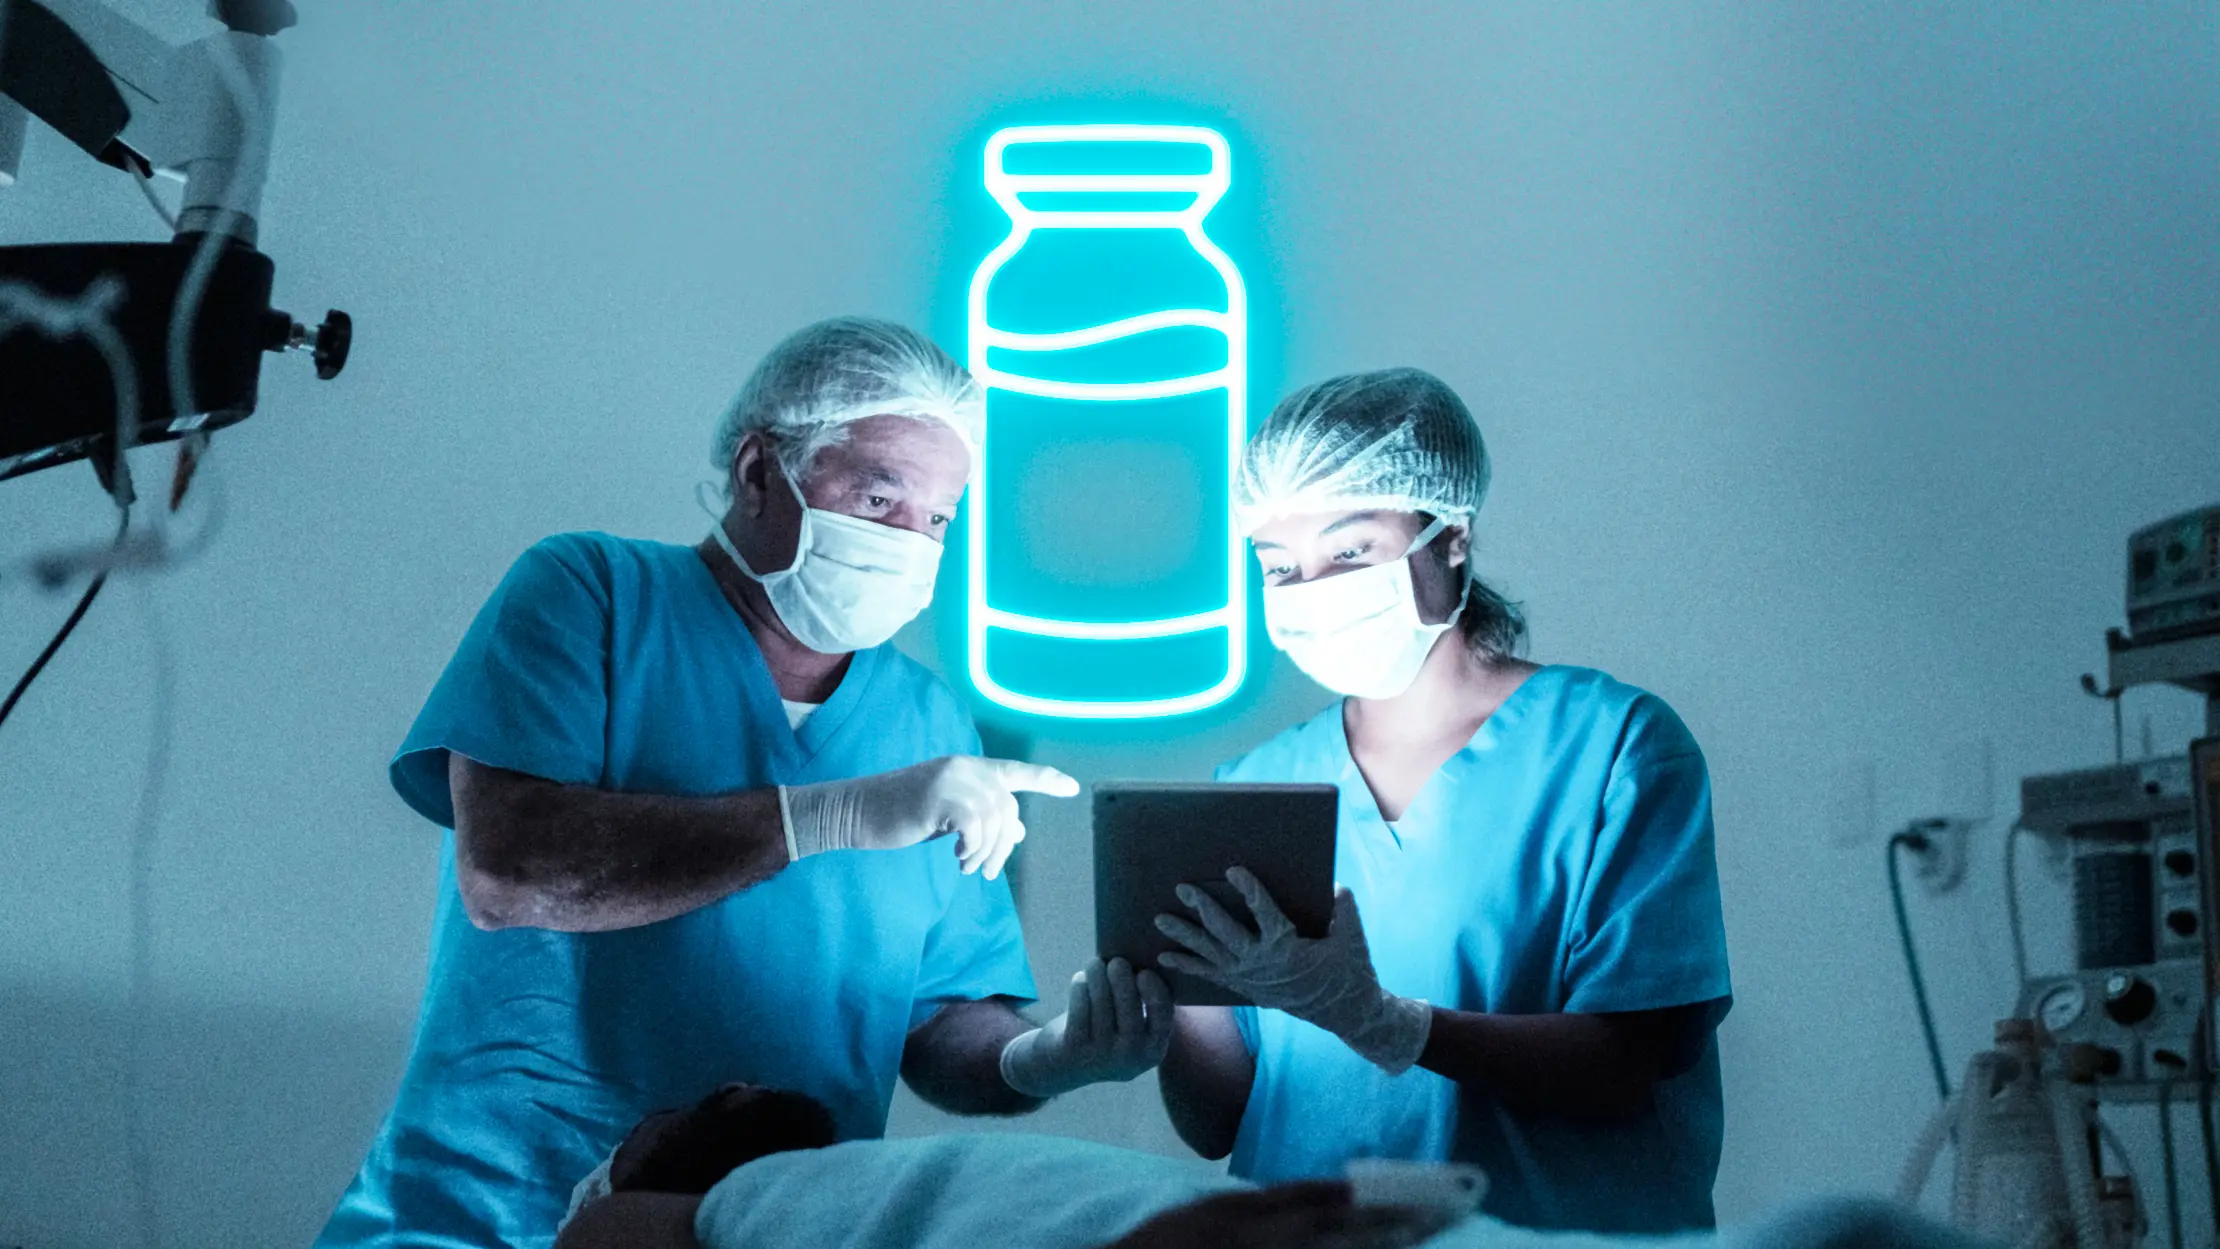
[966,124,1249,719]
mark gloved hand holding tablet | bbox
[1091,783,1339,1007]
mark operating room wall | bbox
[4,2,2219,1246]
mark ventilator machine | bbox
[1897,505,2220,1249]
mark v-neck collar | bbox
[679,543,876,776]
[1332,664,1558,842]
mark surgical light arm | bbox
[0,0,290,235]
[0,0,349,485]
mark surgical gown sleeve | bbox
[389,535,611,828]
[909,870,1037,1024]
[1559,701,1731,1015]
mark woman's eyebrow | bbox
[1317,510,1383,538]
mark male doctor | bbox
[319,318,1173,1249]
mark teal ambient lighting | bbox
[965,124,1249,719]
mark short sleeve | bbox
[909,872,1038,1028]
[388,536,613,828]
[1560,705,1732,1015]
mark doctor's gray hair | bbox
[710,317,982,496]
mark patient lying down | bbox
[555,1085,1981,1249]
[553,1083,1454,1249]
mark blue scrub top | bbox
[1218,665,1731,1234]
[317,533,1035,1249]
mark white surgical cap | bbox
[1234,367,1492,536]
[711,316,982,492]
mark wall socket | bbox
[1939,739,1995,825]
[1906,817,1971,894]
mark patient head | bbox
[608,1084,838,1196]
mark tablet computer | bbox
[1093,782,1340,1007]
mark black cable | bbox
[1888,831,1952,1101]
[0,509,130,731]
[2193,1038,2211,1249]
[2160,1079,2184,1249]
[2200,1069,2219,1245]
[2005,824,2030,986]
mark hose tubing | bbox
[2048,1081,2107,1249]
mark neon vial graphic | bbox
[966,125,1248,719]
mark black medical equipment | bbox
[0,0,350,485]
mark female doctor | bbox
[1153,369,1732,1236]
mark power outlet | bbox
[1906,817,1971,894]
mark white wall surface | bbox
[3,3,2218,1246]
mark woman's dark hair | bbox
[1416,512,1526,659]
[1460,573,1528,659]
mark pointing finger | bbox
[984,758,1081,798]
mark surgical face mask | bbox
[700,475,945,654]
[1261,517,1467,700]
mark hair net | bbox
[1233,367,1492,536]
[711,316,982,493]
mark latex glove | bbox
[1000,957,1176,1098]
[780,756,1079,879]
[1156,868,1431,1075]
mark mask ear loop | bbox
[697,479,805,582]
[1402,515,1450,557]
[694,479,726,524]
[1408,515,1473,633]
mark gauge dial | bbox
[2036,982,2087,1034]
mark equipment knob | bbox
[2102,973,2158,1026]
[314,310,352,380]
[211,0,297,35]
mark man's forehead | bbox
[812,438,970,499]
[845,412,972,453]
